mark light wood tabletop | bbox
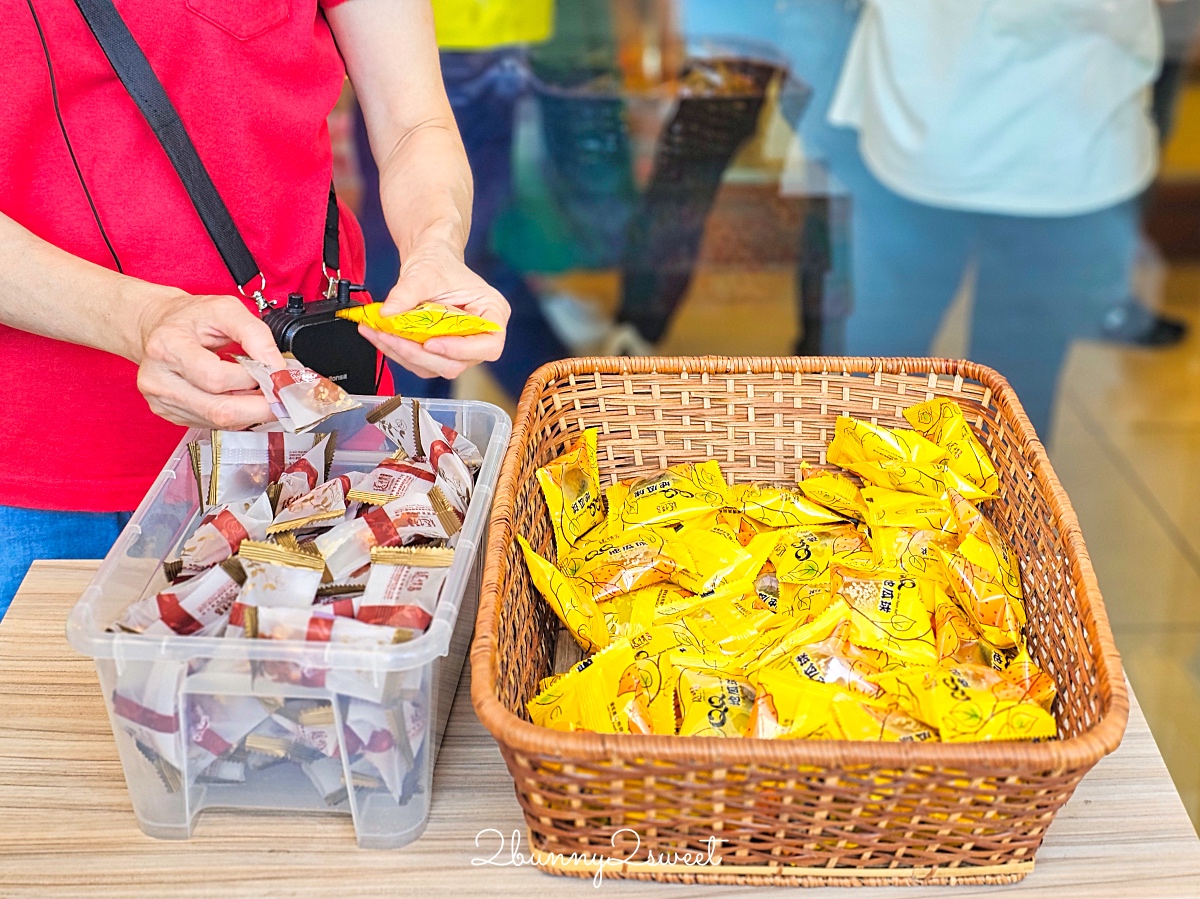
[1,561,1198,898]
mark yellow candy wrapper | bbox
[797,465,869,521]
[630,626,686,734]
[739,601,849,674]
[517,535,609,653]
[844,459,993,503]
[336,301,501,343]
[726,483,846,529]
[827,416,947,467]
[750,668,836,739]
[526,638,647,734]
[933,585,992,667]
[558,528,676,604]
[610,461,729,530]
[876,664,1056,743]
[535,429,604,558]
[677,666,755,737]
[1000,649,1058,712]
[777,581,836,623]
[871,526,955,587]
[903,397,1000,496]
[597,587,656,639]
[862,486,956,533]
[664,526,753,595]
[832,695,938,743]
[769,524,870,584]
[787,619,890,698]
[832,566,937,665]
[939,490,1026,649]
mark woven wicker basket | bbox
[471,356,1127,887]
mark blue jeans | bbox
[0,506,132,620]
[355,50,569,401]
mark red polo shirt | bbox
[0,0,364,511]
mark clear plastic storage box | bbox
[66,397,510,849]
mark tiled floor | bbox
[454,260,1200,832]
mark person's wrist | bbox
[125,283,185,365]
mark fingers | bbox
[381,262,449,316]
[360,325,470,380]
[139,365,274,430]
[422,332,505,363]
[205,298,287,370]
[168,339,261,395]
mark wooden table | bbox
[2,562,1198,897]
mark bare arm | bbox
[0,211,285,428]
[328,0,510,380]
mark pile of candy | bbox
[522,398,1057,743]
[107,382,481,803]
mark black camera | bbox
[262,280,380,395]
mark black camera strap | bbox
[73,0,340,310]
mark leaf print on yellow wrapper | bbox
[903,397,1000,497]
[827,416,947,467]
[336,301,501,343]
[534,429,604,559]
[517,535,609,653]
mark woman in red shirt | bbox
[0,0,508,615]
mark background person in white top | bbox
[683,0,1163,437]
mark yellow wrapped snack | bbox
[872,527,955,587]
[777,581,836,622]
[336,301,501,342]
[726,483,846,528]
[610,461,729,530]
[787,619,891,698]
[558,528,676,603]
[1000,649,1057,712]
[832,566,937,665]
[526,638,647,734]
[939,490,1026,649]
[664,526,752,595]
[739,601,848,673]
[677,667,755,737]
[535,429,604,558]
[903,398,1000,496]
[750,668,836,739]
[797,465,869,521]
[827,416,947,467]
[518,535,609,653]
[597,587,656,639]
[933,586,992,667]
[769,524,870,584]
[862,486,956,533]
[875,664,1056,742]
[844,459,993,503]
[832,695,938,743]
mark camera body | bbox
[262,282,379,395]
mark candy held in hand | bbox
[336,301,501,342]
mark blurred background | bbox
[331,0,1200,827]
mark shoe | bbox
[539,292,613,355]
[1100,301,1187,347]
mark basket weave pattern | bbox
[471,357,1127,887]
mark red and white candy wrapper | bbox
[367,395,482,473]
[239,355,361,433]
[276,433,337,510]
[345,456,437,506]
[185,693,271,770]
[314,491,458,582]
[344,696,428,801]
[179,493,273,573]
[111,660,187,771]
[268,472,366,535]
[236,540,326,609]
[113,560,245,637]
[243,603,414,645]
[356,546,454,631]
[208,431,318,506]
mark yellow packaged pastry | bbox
[832,694,938,743]
[827,416,947,467]
[787,619,890,698]
[750,667,837,739]
[875,664,1056,743]
[609,461,729,530]
[831,565,937,665]
[844,459,993,503]
[535,429,604,558]
[871,526,955,587]
[336,301,501,342]
[677,666,755,737]
[726,483,845,529]
[933,585,991,667]
[558,528,675,603]
[797,465,869,521]
[862,486,956,533]
[739,601,849,674]
[664,526,753,595]
[526,638,645,734]
[1000,649,1057,712]
[597,587,656,639]
[939,490,1026,649]
[629,626,685,734]
[769,524,870,584]
[777,581,836,623]
[903,397,1000,496]
[517,535,609,653]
